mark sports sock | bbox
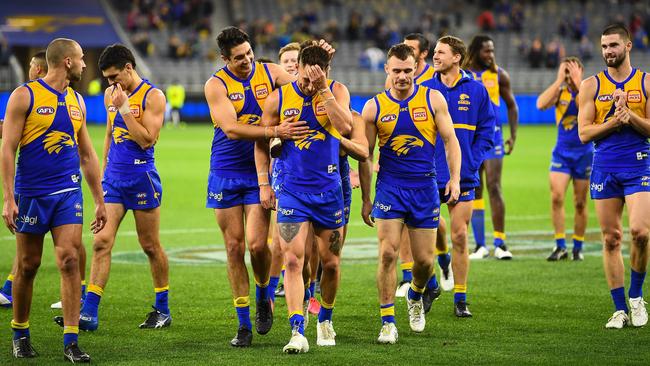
[555,233,566,249]
[155,285,170,314]
[309,281,316,299]
[269,276,280,302]
[407,282,424,301]
[629,270,646,299]
[426,274,439,290]
[494,231,506,248]
[380,303,395,324]
[255,279,269,302]
[234,296,252,330]
[281,265,285,280]
[318,300,334,322]
[400,262,413,282]
[63,326,79,346]
[1,274,13,295]
[437,253,451,272]
[454,284,467,303]
[289,311,305,335]
[81,284,103,318]
[572,235,584,251]
[80,280,87,302]
[471,199,485,247]
[11,320,29,340]
[610,287,629,312]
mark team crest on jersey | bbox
[295,129,326,150]
[597,94,613,102]
[113,127,131,143]
[390,134,424,156]
[36,106,55,115]
[229,92,244,101]
[627,90,642,103]
[314,101,327,116]
[237,113,260,125]
[283,108,300,118]
[411,107,428,122]
[561,116,577,131]
[43,131,74,154]
[69,105,82,121]
[380,114,397,123]
[129,104,141,118]
[254,84,269,99]
[458,94,471,105]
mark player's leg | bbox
[11,233,44,358]
[307,231,320,315]
[447,201,473,317]
[0,258,17,307]
[625,191,650,327]
[133,207,172,328]
[595,197,627,328]
[469,163,487,257]
[268,212,283,304]
[422,218,444,313]
[313,225,343,346]
[376,218,403,344]
[243,203,273,334]
[406,226,436,333]
[548,172,571,261]
[571,178,590,260]
[51,243,88,310]
[485,158,511,259]
[435,216,452,291]
[395,227,413,297]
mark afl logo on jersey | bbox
[108,105,118,113]
[380,114,397,123]
[36,106,55,115]
[411,107,428,122]
[284,108,300,118]
[229,93,244,101]
[597,94,613,102]
[627,90,642,103]
[254,84,269,99]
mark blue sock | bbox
[471,202,485,247]
[1,275,13,295]
[11,321,29,340]
[155,288,170,314]
[380,303,395,324]
[318,302,334,322]
[63,329,78,346]
[555,237,566,249]
[80,281,87,302]
[437,253,451,271]
[269,276,280,302]
[281,269,285,279]
[426,275,439,290]
[400,262,413,282]
[309,281,316,299]
[289,313,305,335]
[407,283,424,301]
[572,235,584,251]
[235,297,252,330]
[493,231,506,248]
[304,287,311,302]
[454,292,467,304]
[629,270,646,299]
[256,283,268,301]
[610,287,629,312]
[82,290,102,318]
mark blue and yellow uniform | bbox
[550,86,593,179]
[206,62,274,208]
[422,70,496,202]
[590,68,649,199]
[339,153,352,222]
[371,85,440,228]
[276,80,345,229]
[414,63,435,85]
[471,67,504,159]
[14,79,84,234]
[104,80,162,210]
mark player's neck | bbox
[41,69,70,93]
[226,64,251,80]
[125,73,143,94]
[607,61,633,82]
[389,85,415,101]
[440,66,461,87]
[415,61,427,76]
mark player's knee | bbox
[603,230,623,252]
[379,247,398,269]
[17,257,41,279]
[140,241,163,259]
[487,183,502,198]
[247,238,268,256]
[413,256,434,272]
[451,225,468,244]
[574,199,586,213]
[284,253,302,272]
[630,227,649,250]
[93,235,114,257]
[551,192,564,209]
[321,256,340,274]
[57,251,79,275]
[225,240,246,261]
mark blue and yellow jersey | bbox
[210,62,273,178]
[105,80,157,175]
[470,66,500,107]
[278,80,341,193]
[555,86,588,149]
[592,68,648,171]
[422,70,496,189]
[414,63,435,85]
[15,79,83,197]
[373,85,437,188]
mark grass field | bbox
[0,124,649,365]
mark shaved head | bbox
[46,38,80,67]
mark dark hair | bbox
[562,56,583,69]
[602,24,631,41]
[387,43,415,61]
[298,45,330,70]
[98,44,136,71]
[437,35,467,65]
[217,26,250,57]
[404,33,430,54]
[464,34,494,70]
[257,57,273,63]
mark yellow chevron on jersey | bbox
[556,87,577,129]
[594,69,647,125]
[107,81,153,144]
[20,80,83,148]
[279,79,341,143]
[472,67,500,106]
[414,63,435,85]
[212,62,272,128]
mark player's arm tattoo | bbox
[329,230,342,255]
[279,223,302,243]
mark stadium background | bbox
[0,0,650,364]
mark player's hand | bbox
[91,203,107,234]
[111,83,129,111]
[317,39,335,59]
[556,62,567,82]
[613,88,627,109]
[615,106,631,125]
[565,61,583,88]
[307,65,328,92]
[505,136,516,155]
[2,199,18,234]
[444,179,460,204]
[361,200,374,227]
[276,115,309,140]
[259,185,275,210]
[349,169,360,189]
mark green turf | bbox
[0,124,648,364]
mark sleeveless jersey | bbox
[278,80,341,193]
[15,79,83,196]
[414,63,435,85]
[471,66,500,107]
[555,86,588,149]
[210,62,273,178]
[373,85,437,188]
[106,80,157,175]
[593,68,648,171]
